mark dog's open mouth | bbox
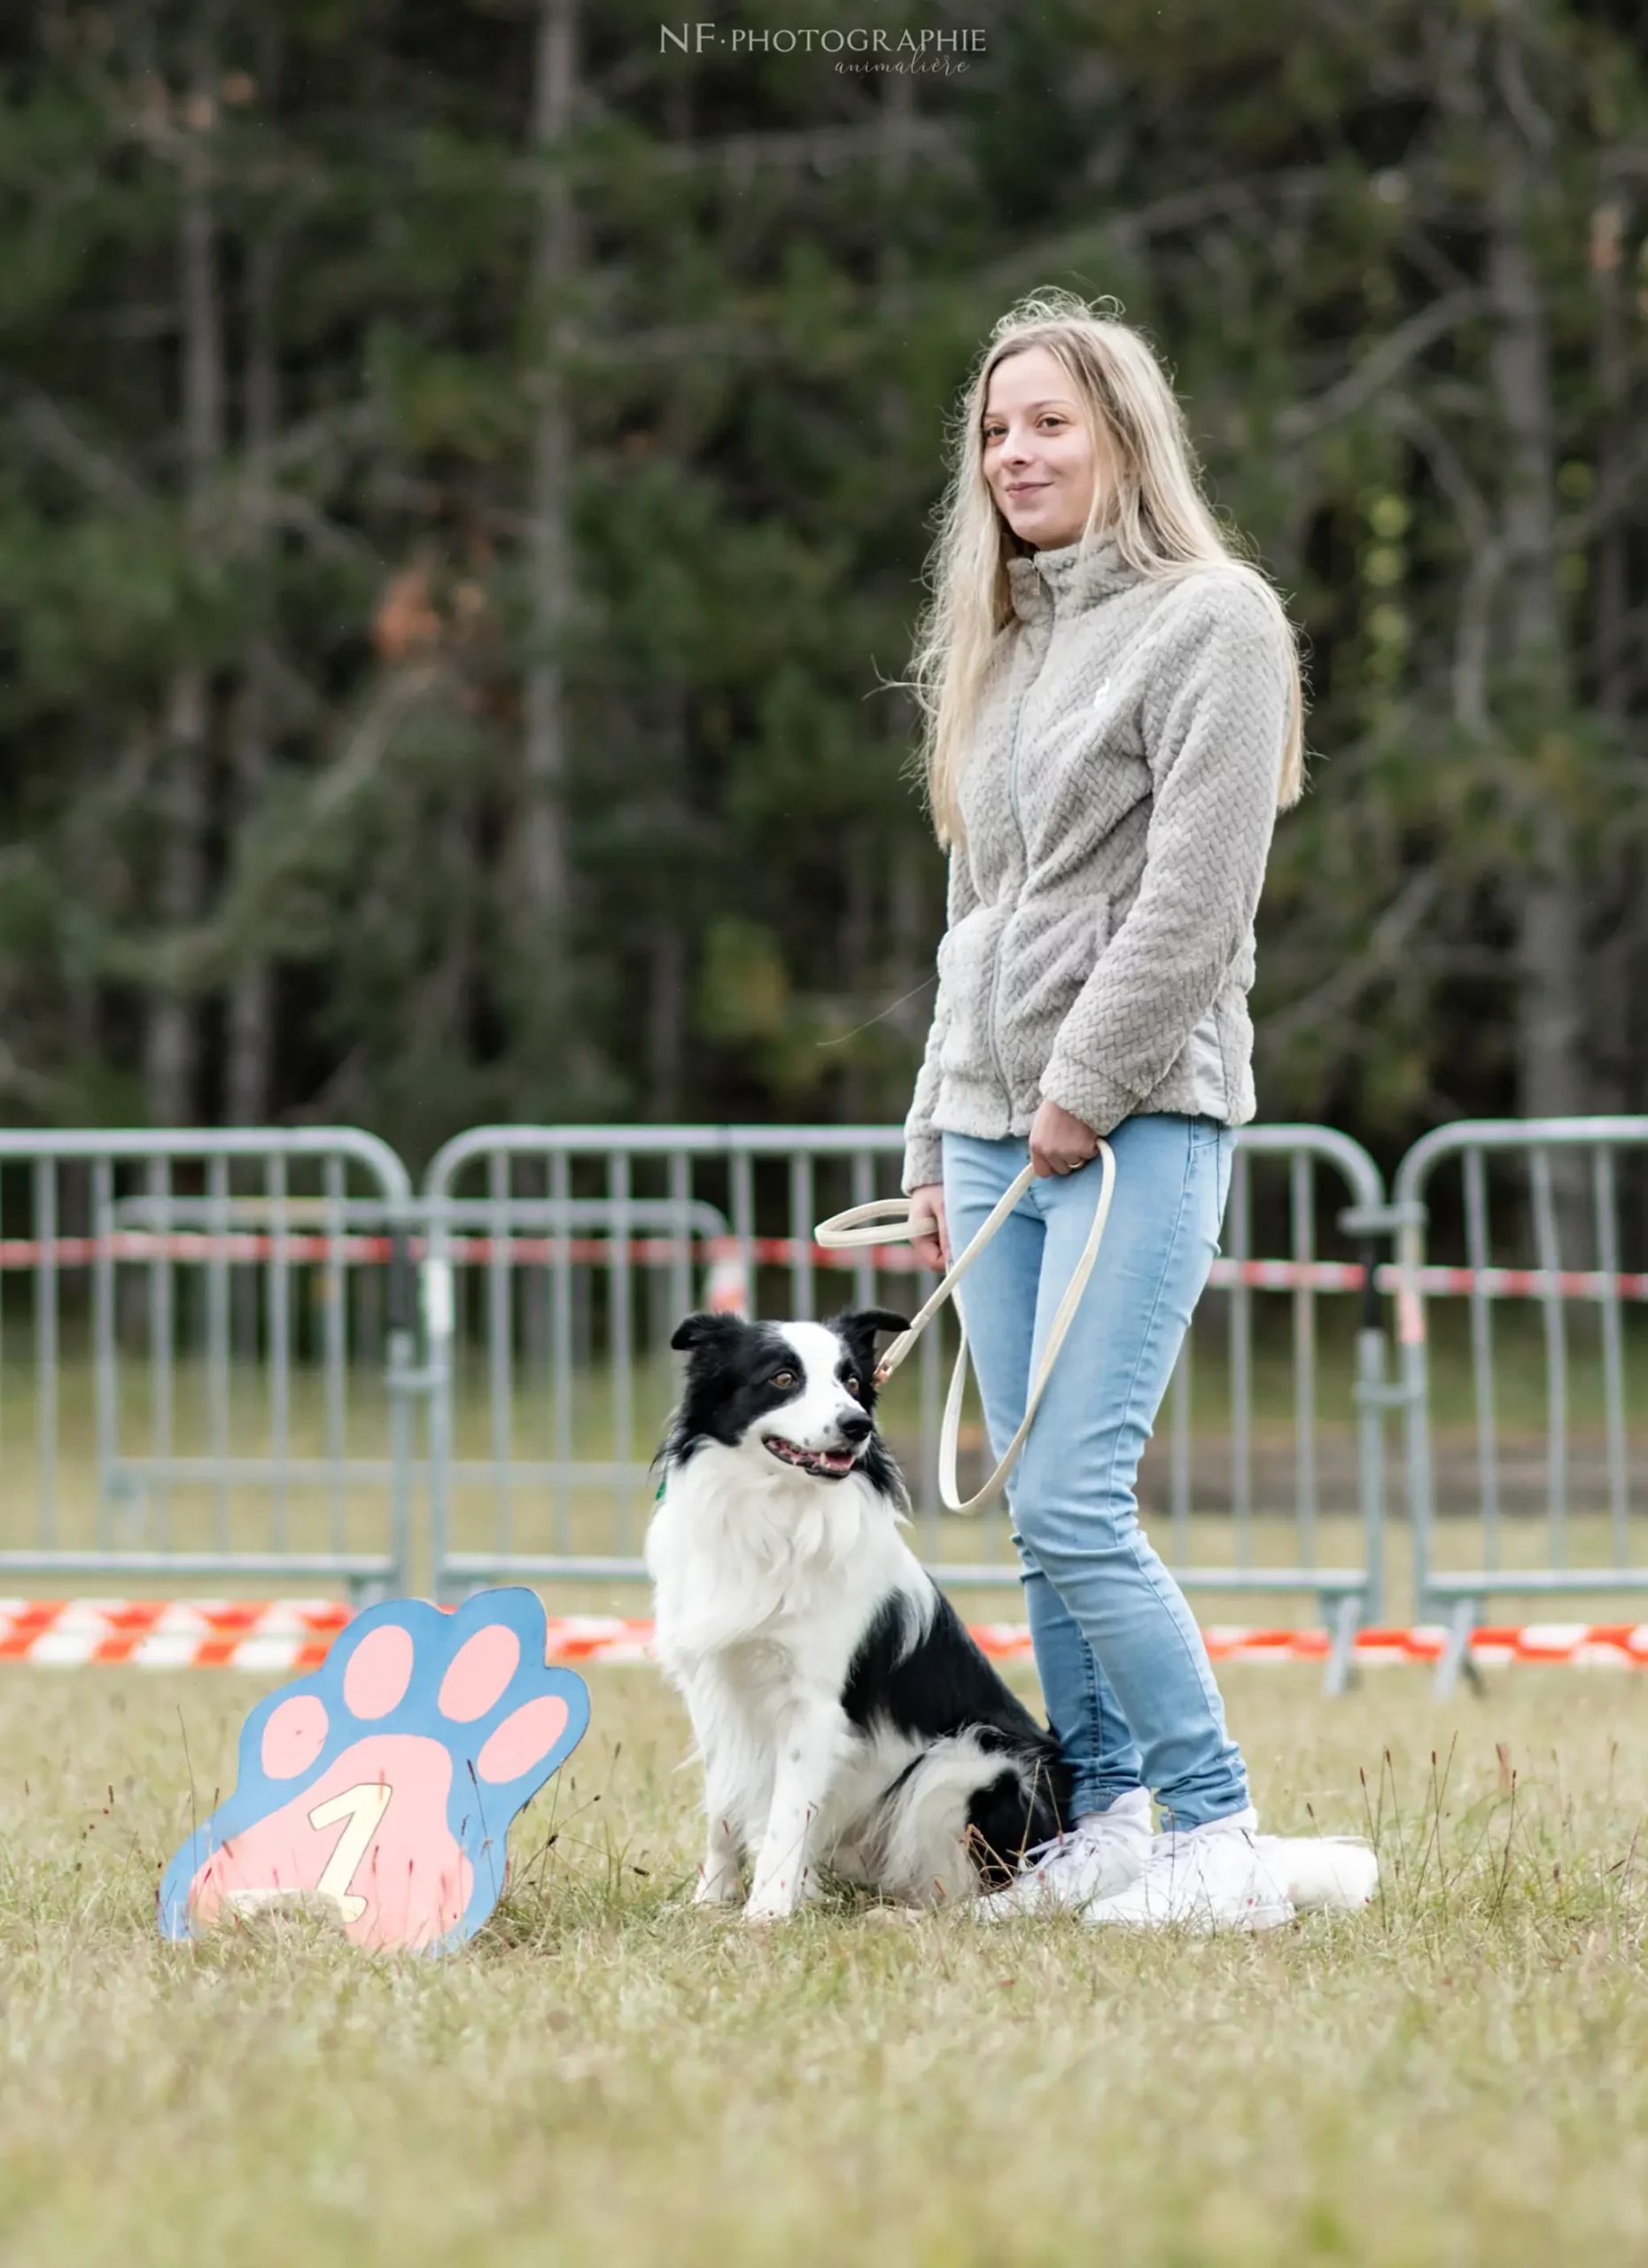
[763,1435,859,1480]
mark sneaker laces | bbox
[1009,1803,1146,1884]
[1131,1814,1272,1903]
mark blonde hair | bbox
[906,290,1305,847]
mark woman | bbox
[901,290,1304,1929]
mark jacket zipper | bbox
[984,615,1050,1110]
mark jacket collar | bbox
[1006,533,1140,625]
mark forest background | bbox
[1,0,1645,1177]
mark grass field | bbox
[3,1659,1648,2265]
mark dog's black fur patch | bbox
[843,1590,1070,1888]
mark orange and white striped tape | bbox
[961,1622,1648,1669]
[3,1601,1648,1672]
[0,1598,353,1670]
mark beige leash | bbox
[813,1145,1116,1515]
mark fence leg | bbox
[1321,1593,1361,1698]
[1433,1598,1480,1701]
[1353,1319,1388,1627]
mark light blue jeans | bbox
[942,1117,1248,1830]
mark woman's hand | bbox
[1029,1099,1099,1178]
[908,1184,951,1272]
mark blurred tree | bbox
[0,0,1644,1172]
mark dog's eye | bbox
[843,1375,860,1394]
[772,1369,797,1389]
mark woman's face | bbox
[980,345,1115,552]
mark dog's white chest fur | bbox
[649,1444,910,1671]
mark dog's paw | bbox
[159,1591,588,1953]
[742,1872,813,1924]
[693,1869,743,1907]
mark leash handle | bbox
[813,1145,1116,1516]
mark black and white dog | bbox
[646,1307,1069,1920]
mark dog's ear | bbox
[670,1311,747,1355]
[832,1308,910,1355]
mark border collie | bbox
[646,1307,1070,1920]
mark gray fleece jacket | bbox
[901,536,1293,1193]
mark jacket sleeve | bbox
[901,847,980,1193]
[1038,577,1291,1137]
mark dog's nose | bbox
[837,1410,872,1445]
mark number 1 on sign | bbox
[307,1782,393,1922]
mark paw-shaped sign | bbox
[159,1589,589,1953]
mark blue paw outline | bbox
[159,1588,589,1953]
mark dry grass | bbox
[0,1661,1646,2264]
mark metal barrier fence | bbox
[1392,1117,1648,1694]
[419,1122,1391,1689]
[0,1129,419,1596]
[15,1111,1640,1698]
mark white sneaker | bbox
[973,1788,1153,1919]
[1082,1806,1295,1932]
